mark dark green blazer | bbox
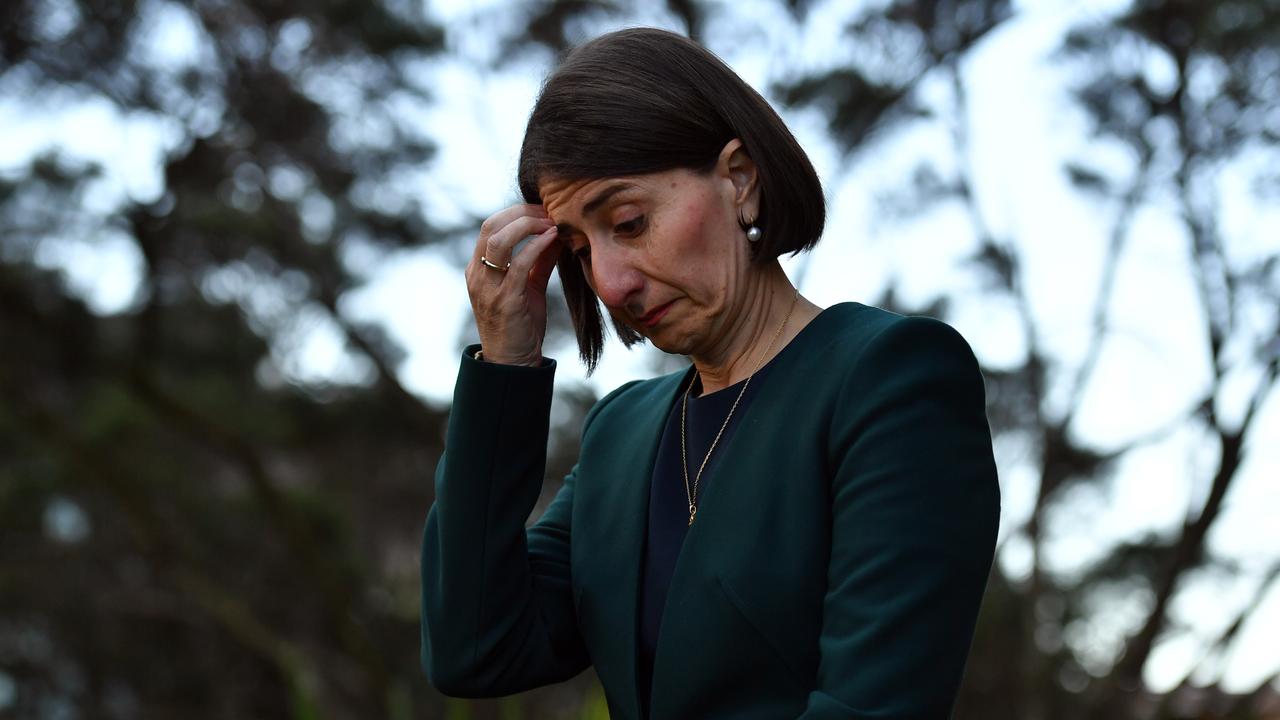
[421,302,1000,719]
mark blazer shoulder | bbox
[818,303,977,370]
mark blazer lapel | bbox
[646,347,809,717]
[581,368,691,720]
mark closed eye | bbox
[570,215,644,264]
[615,215,645,235]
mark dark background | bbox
[2,1,1278,718]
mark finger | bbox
[484,213,554,269]
[506,226,559,288]
[527,230,564,294]
[473,204,548,264]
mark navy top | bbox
[636,351,785,718]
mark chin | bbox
[647,327,699,357]
[611,306,699,356]
[648,337,682,355]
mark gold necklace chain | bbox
[680,288,800,526]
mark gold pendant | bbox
[688,504,697,526]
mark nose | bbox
[588,243,644,311]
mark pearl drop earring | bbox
[746,225,762,243]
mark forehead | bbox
[539,176,644,217]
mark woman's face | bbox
[539,140,760,358]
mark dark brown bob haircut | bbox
[517,27,825,372]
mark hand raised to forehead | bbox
[464,203,561,367]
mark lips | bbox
[638,300,675,328]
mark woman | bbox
[420,28,1000,720]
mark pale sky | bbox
[2,0,1276,695]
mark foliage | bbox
[1,0,1276,718]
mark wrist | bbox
[475,348,543,367]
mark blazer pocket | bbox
[714,573,811,692]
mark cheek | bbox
[668,194,724,257]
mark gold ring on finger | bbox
[480,256,510,273]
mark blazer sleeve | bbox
[799,317,1001,719]
[419,346,590,697]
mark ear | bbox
[716,138,760,220]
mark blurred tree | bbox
[2,0,1278,719]
[1056,2,1280,717]
[0,0,461,718]
[772,1,1280,719]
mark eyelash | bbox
[573,216,645,262]
[614,215,645,235]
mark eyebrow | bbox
[584,182,637,215]
[555,182,639,235]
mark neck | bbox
[691,263,809,395]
